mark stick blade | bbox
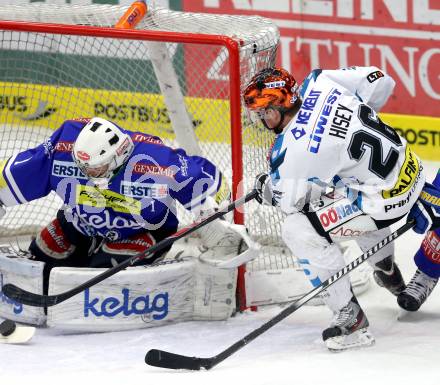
[145,349,212,370]
[0,325,35,344]
[2,284,56,307]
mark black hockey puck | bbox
[0,320,16,337]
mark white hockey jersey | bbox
[269,66,424,222]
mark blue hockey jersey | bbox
[0,119,224,240]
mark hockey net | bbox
[0,4,370,310]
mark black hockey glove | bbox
[408,183,440,234]
[254,173,279,206]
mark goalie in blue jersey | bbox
[0,117,244,291]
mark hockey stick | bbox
[1,190,258,308]
[145,219,415,370]
[0,320,35,344]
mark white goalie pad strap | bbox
[198,222,261,269]
[0,249,46,325]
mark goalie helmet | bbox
[243,67,299,112]
[73,117,134,188]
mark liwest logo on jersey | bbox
[308,88,341,154]
[84,288,168,320]
[52,160,87,179]
[120,181,168,199]
[76,185,141,215]
[382,147,420,198]
[318,200,361,231]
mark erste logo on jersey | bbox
[52,160,87,179]
[120,181,168,199]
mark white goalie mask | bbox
[73,117,134,188]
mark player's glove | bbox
[254,173,279,206]
[408,183,440,234]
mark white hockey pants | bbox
[282,212,394,312]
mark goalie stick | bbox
[1,190,258,308]
[145,219,415,370]
[0,320,35,344]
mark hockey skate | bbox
[373,256,406,296]
[322,296,375,352]
[397,269,438,311]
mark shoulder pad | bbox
[299,69,322,98]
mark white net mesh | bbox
[0,4,296,273]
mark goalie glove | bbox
[198,220,261,269]
[408,183,440,234]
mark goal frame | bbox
[0,19,249,309]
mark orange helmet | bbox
[243,67,299,111]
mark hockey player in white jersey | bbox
[243,66,433,351]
